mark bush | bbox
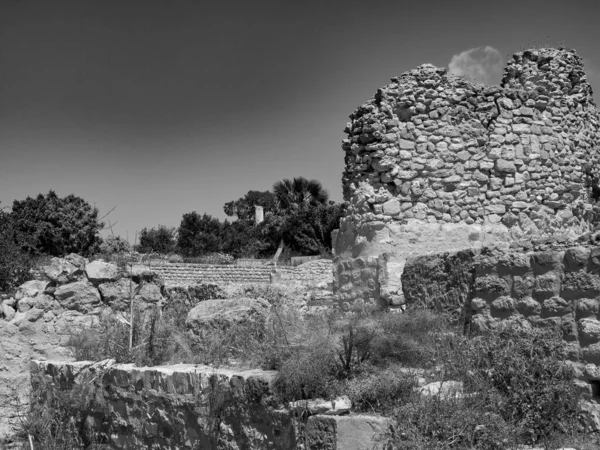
[98,235,131,255]
[0,211,33,294]
[137,226,177,254]
[390,322,583,449]
[7,375,109,449]
[11,190,104,256]
[342,365,418,414]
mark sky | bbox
[1,0,599,242]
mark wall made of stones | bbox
[30,360,389,450]
[153,260,334,291]
[151,264,274,286]
[335,48,600,308]
[402,240,600,397]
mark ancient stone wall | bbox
[401,239,600,402]
[151,263,274,286]
[335,48,600,307]
[31,360,389,450]
[152,260,333,290]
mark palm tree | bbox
[272,177,329,212]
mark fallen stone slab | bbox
[305,414,391,450]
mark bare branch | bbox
[98,205,117,222]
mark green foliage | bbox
[451,324,581,443]
[342,365,417,414]
[98,235,131,255]
[137,225,177,254]
[272,177,328,211]
[0,209,34,293]
[10,190,104,256]
[281,202,344,255]
[67,310,138,363]
[223,190,277,221]
[177,212,222,257]
[10,375,109,449]
[177,176,343,259]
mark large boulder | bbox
[64,253,88,268]
[1,301,15,322]
[186,298,270,333]
[14,280,50,300]
[16,294,54,312]
[98,278,138,311]
[85,261,119,284]
[54,280,102,314]
[137,283,163,305]
[43,257,82,284]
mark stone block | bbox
[515,296,541,316]
[512,276,534,298]
[582,343,600,366]
[531,251,565,274]
[532,272,561,300]
[564,247,591,272]
[576,298,600,319]
[304,415,391,450]
[541,296,572,318]
[579,318,600,345]
[490,296,516,317]
[474,275,509,299]
[561,272,600,299]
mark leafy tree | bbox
[137,226,177,254]
[273,177,329,211]
[177,213,222,257]
[220,219,274,258]
[99,235,132,255]
[11,191,104,256]
[223,190,277,222]
[0,207,34,292]
[281,202,344,255]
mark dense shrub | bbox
[391,323,583,449]
[11,190,104,256]
[98,235,131,255]
[7,374,109,449]
[137,225,177,254]
[0,210,34,293]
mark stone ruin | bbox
[333,48,600,308]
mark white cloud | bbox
[448,46,504,86]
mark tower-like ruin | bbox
[334,48,600,308]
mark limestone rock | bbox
[98,278,138,311]
[1,302,15,322]
[85,261,119,284]
[186,298,270,333]
[65,253,88,268]
[54,280,102,314]
[14,280,50,300]
[43,257,81,284]
[16,294,54,312]
[417,380,463,399]
[137,283,162,304]
[290,396,352,416]
[305,415,390,450]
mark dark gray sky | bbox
[1,0,599,241]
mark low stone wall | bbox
[402,240,600,398]
[152,260,334,290]
[151,264,274,286]
[31,360,389,450]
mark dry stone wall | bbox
[150,260,333,290]
[335,48,600,308]
[31,360,389,450]
[401,238,600,407]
